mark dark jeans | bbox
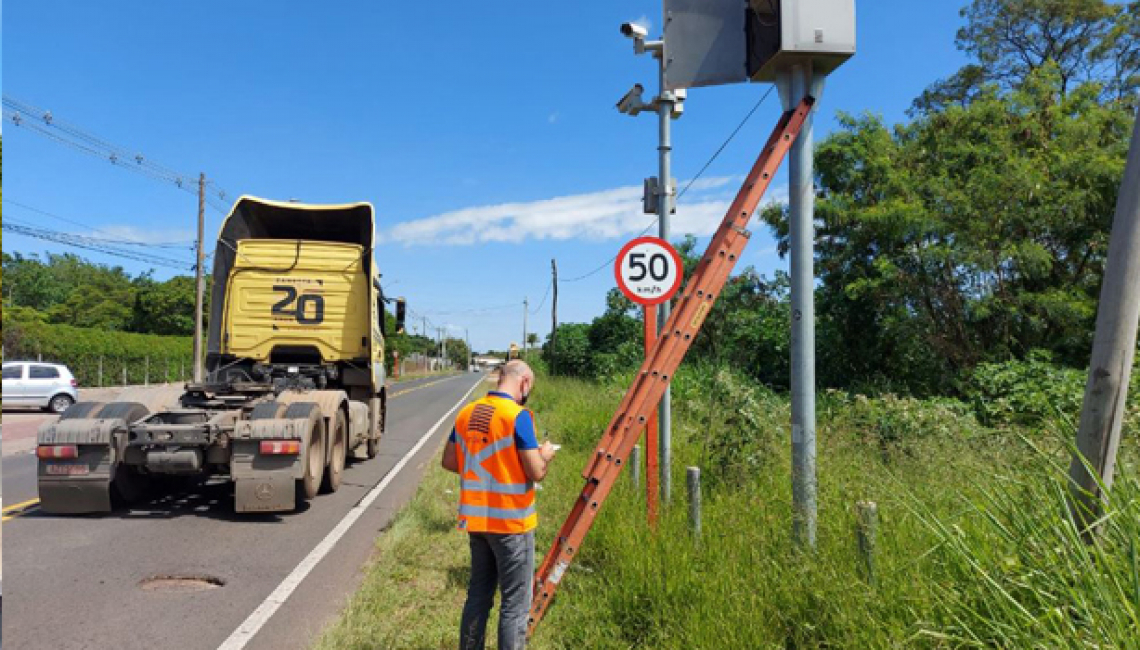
[459,530,535,650]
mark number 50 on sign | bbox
[614,237,683,306]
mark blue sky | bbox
[2,1,968,352]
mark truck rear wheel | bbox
[321,410,347,494]
[285,403,325,502]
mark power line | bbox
[562,86,777,283]
[528,280,553,314]
[421,300,523,317]
[2,221,196,271]
[5,200,196,248]
[2,95,232,212]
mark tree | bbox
[132,275,198,335]
[914,0,1139,113]
[544,323,592,378]
[445,336,470,369]
[763,63,1132,393]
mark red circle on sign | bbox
[614,236,684,306]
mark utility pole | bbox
[1069,106,1140,538]
[779,63,824,550]
[192,172,206,383]
[466,328,472,372]
[523,298,529,359]
[551,259,559,374]
[422,316,427,339]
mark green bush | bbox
[965,350,1087,426]
[3,308,194,386]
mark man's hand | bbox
[539,441,558,463]
[521,442,557,482]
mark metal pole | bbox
[781,63,822,549]
[656,50,674,504]
[1069,106,1140,537]
[466,328,471,372]
[193,172,206,382]
[523,298,529,359]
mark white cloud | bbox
[382,176,787,247]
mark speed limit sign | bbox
[614,236,683,306]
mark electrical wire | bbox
[562,85,777,283]
[528,280,553,314]
[2,221,196,270]
[3,95,233,214]
[5,200,196,248]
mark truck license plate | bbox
[46,463,89,476]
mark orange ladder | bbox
[527,97,815,636]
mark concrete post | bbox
[856,501,878,586]
[631,444,641,491]
[1068,106,1140,537]
[687,466,701,537]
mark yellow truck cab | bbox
[37,196,404,515]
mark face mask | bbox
[519,386,530,406]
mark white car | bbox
[2,361,79,413]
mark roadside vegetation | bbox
[317,368,1138,649]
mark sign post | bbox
[615,236,683,525]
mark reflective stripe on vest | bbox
[455,396,537,534]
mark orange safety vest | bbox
[454,394,537,534]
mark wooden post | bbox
[193,172,206,382]
[856,501,878,586]
[393,350,400,379]
[98,356,103,388]
[551,259,558,375]
[687,467,701,538]
[645,303,659,527]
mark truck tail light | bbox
[259,440,301,455]
[38,445,79,459]
[71,379,79,387]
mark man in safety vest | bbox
[442,359,557,650]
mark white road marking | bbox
[217,376,484,650]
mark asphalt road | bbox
[2,372,486,650]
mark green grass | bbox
[316,367,1140,649]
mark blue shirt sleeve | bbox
[513,411,539,450]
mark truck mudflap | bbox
[37,402,151,514]
[230,406,321,513]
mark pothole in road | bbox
[138,574,225,593]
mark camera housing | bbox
[620,22,649,39]
[615,84,647,115]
